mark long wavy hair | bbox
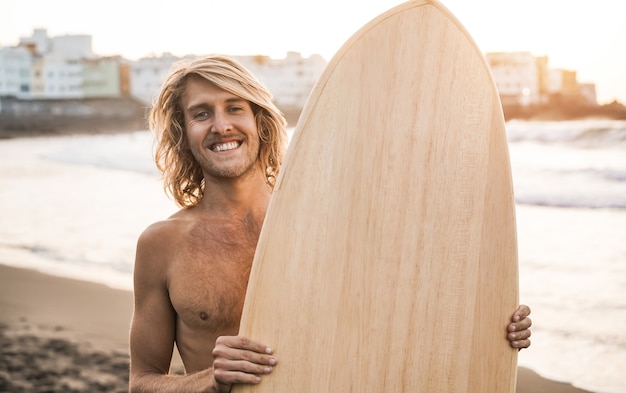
[149,55,288,208]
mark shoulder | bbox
[134,210,194,276]
[138,209,192,250]
[135,206,210,259]
[138,218,178,246]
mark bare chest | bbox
[168,219,260,334]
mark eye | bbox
[193,111,210,119]
[228,105,244,113]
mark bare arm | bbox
[129,222,202,392]
[129,223,277,393]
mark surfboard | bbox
[236,0,519,391]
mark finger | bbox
[508,328,531,341]
[508,337,531,350]
[508,316,532,332]
[213,346,278,367]
[214,368,264,386]
[213,357,275,375]
[513,304,531,322]
[213,359,276,388]
[216,336,274,355]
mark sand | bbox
[0,263,595,393]
[0,264,132,392]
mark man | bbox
[129,55,532,393]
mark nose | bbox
[211,109,232,134]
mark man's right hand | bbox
[212,336,278,393]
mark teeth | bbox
[212,141,239,152]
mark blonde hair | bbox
[149,55,288,208]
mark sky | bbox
[1,0,625,104]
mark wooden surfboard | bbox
[236,0,519,391]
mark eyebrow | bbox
[185,96,248,113]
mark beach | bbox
[0,264,132,392]
[0,263,596,393]
[0,120,624,392]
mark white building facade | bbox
[3,29,597,110]
[40,55,84,99]
[485,51,542,106]
[237,52,326,109]
[1,29,116,100]
[129,53,182,105]
[0,46,32,98]
[129,52,327,110]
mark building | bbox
[83,57,123,98]
[39,53,84,99]
[2,29,327,112]
[237,52,326,109]
[579,83,598,105]
[129,53,182,105]
[128,52,327,110]
[485,51,596,107]
[485,51,542,106]
[17,28,51,56]
[547,69,580,96]
[47,33,94,59]
[0,46,32,98]
[1,29,121,100]
[3,29,599,112]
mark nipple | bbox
[199,311,208,321]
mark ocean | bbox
[0,120,624,392]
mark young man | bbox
[129,55,532,393]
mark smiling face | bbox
[182,75,261,182]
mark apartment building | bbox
[0,46,32,98]
[128,51,326,109]
[0,29,121,99]
[2,30,597,108]
[485,51,543,106]
[129,53,183,105]
[237,52,326,109]
[485,51,596,106]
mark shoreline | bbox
[2,114,624,141]
[0,126,148,140]
[1,97,624,142]
[0,263,597,392]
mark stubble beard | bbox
[191,142,260,181]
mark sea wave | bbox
[37,124,626,210]
[515,195,626,210]
[41,131,157,175]
[512,166,626,210]
[506,120,626,210]
[506,119,626,147]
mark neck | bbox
[198,169,273,219]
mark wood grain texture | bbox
[235,0,519,391]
